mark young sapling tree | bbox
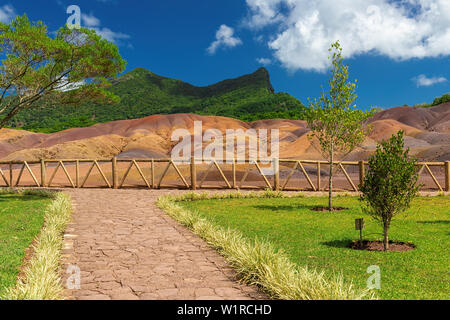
[306,41,373,211]
[359,131,420,251]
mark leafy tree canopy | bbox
[412,92,450,108]
[430,93,450,106]
[306,41,373,159]
[359,131,420,250]
[0,14,126,129]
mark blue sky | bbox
[2,0,450,109]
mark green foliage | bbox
[359,131,420,251]
[306,41,374,210]
[306,41,373,158]
[7,67,306,132]
[431,93,450,106]
[413,93,450,108]
[0,14,126,129]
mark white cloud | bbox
[91,27,130,43]
[257,57,272,65]
[207,24,242,54]
[81,13,101,27]
[413,74,447,87]
[0,4,16,23]
[245,0,450,72]
[79,12,130,44]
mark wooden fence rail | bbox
[0,158,449,192]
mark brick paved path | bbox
[61,189,266,300]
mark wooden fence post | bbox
[273,158,280,191]
[317,162,321,191]
[191,157,197,190]
[75,160,80,188]
[232,158,237,189]
[359,161,365,187]
[40,159,46,188]
[112,157,118,189]
[151,159,155,189]
[9,161,13,187]
[445,161,450,192]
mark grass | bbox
[158,192,373,300]
[0,191,51,297]
[178,194,450,300]
[0,189,72,300]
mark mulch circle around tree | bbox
[312,206,347,212]
[349,240,416,252]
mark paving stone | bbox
[215,287,243,297]
[78,294,111,300]
[156,288,179,298]
[140,293,159,300]
[195,288,215,297]
[110,293,140,300]
[196,296,224,300]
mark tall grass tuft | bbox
[175,189,304,202]
[2,192,72,300]
[157,194,374,300]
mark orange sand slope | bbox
[1,103,449,162]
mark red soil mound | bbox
[1,104,449,162]
[369,103,450,132]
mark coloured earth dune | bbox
[1,103,449,162]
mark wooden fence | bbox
[0,158,449,192]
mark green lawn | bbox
[180,196,450,300]
[0,193,51,296]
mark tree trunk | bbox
[328,144,334,211]
[383,222,389,251]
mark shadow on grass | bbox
[252,204,351,213]
[0,195,46,202]
[417,220,450,225]
[322,239,353,249]
[251,204,319,212]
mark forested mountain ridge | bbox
[8,67,306,133]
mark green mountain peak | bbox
[10,68,305,133]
